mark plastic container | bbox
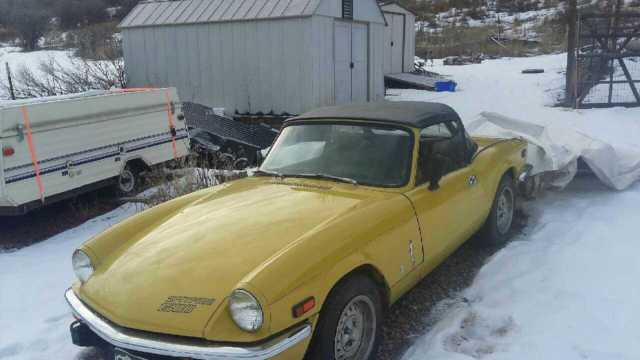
[435,81,457,92]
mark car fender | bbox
[267,253,389,335]
[203,249,389,341]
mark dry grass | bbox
[417,26,539,59]
[134,157,250,208]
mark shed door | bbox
[334,21,369,105]
[351,23,369,103]
[335,22,352,105]
[391,14,405,73]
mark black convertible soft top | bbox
[287,101,462,129]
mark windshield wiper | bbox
[289,173,359,186]
[253,169,283,178]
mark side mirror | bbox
[428,154,446,191]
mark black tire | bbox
[479,174,516,246]
[306,274,384,360]
[116,164,141,196]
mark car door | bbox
[405,122,482,269]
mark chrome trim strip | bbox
[65,289,311,360]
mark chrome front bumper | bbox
[65,289,312,359]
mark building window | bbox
[342,0,353,19]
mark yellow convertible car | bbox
[66,102,530,360]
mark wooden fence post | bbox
[5,62,16,100]
[566,0,578,107]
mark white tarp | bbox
[467,112,640,191]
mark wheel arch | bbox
[324,263,391,311]
[504,166,516,182]
[121,156,151,174]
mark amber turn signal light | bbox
[2,146,14,157]
[292,297,316,318]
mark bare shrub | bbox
[418,25,531,59]
[536,18,567,54]
[1,48,126,99]
[135,157,250,208]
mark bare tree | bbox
[2,0,52,50]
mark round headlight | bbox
[229,289,263,332]
[72,250,94,283]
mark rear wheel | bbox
[307,275,383,360]
[480,174,516,246]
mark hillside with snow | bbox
[414,0,639,48]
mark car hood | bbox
[79,177,377,337]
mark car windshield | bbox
[259,122,413,187]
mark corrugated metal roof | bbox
[120,0,321,28]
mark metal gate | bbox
[576,12,640,108]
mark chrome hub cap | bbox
[497,186,514,235]
[118,169,135,193]
[334,295,376,360]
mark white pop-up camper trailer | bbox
[0,88,189,215]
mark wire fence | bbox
[576,12,640,108]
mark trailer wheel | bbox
[117,164,140,196]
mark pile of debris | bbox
[183,102,278,169]
[443,55,484,66]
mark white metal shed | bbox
[380,1,416,74]
[119,0,387,116]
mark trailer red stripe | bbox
[21,106,45,202]
[164,90,178,160]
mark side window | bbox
[417,121,467,185]
[421,122,454,139]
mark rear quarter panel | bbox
[473,137,527,214]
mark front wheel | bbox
[307,275,383,360]
[480,174,516,246]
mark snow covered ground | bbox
[0,204,142,360]
[0,47,75,101]
[0,47,74,81]
[403,177,640,360]
[392,54,640,190]
[1,54,639,360]
[391,54,640,154]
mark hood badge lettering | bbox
[158,296,215,314]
